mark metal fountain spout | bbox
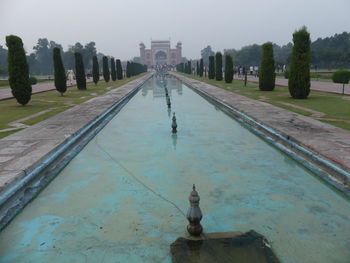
[167,96,171,108]
[186,184,203,236]
[172,112,177,134]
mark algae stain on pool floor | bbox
[0,76,349,263]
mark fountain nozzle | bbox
[186,184,203,236]
[172,112,177,133]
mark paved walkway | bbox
[234,75,350,95]
[0,78,93,101]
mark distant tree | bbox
[184,63,188,74]
[288,26,311,99]
[224,54,233,83]
[332,69,350,94]
[199,58,204,77]
[53,47,67,95]
[126,61,131,77]
[83,42,96,69]
[0,45,8,68]
[111,58,117,81]
[116,59,123,80]
[92,55,99,85]
[102,56,110,82]
[208,55,215,79]
[201,45,215,67]
[196,61,199,75]
[215,52,223,81]
[187,61,192,74]
[74,52,86,90]
[6,35,32,105]
[259,42,275,91]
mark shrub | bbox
[224,54,233,83]
[74,52,86,90]
[92,55,99,85]
[284,69,289,79]
[111,58,117,81]
[259,42,275,91]
[29,76,37,85]
[332,69,350,94]
[288,26,311,99]
[116,59,123,80]
[187,61,191,74]
[126,61,131,78]
[103,56,110,82]
[215,52,223,81]
[53,47,67,95]
[199,58,204,77]
[332,70,350,84]
[208,56,215,79]
[6,35,32,105]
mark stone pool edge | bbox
[0,73,153,230]
[171,72,350,197]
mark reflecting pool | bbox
[0,76,349,263]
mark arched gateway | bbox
[140,40,182,68]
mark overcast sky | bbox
[0,0,349,60]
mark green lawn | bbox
[180,73,350,131]
[0,74,146,139]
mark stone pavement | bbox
[0,73,152,192]
[0,78,93,101]
[234,75,350,95]
[174,73,350,184]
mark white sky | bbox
[0,0,349,60]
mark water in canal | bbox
[0,76,349,263]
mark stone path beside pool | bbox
[173,73,350,186]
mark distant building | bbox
[140,40,182,68]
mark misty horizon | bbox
[1,0,349,60]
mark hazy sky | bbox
[1,0,349,60]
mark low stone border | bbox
[0,73,153,229]
[171,73,350,195]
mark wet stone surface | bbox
[171,231,280,263]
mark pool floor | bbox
[0,76,349,263]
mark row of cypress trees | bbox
[258,26,311,98]
[6,33,146,105]
[176,27,311,99]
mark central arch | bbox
[155,50,167,60]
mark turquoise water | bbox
[0,76,349,263]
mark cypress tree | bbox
[116,59,123,80]
[126,61,131,78]
[215,52,223,81]
[288,26,311,99]
[110,58,117,81]
[6,35,32,105]
[74,52,86,90]
[224,54,233,83]
[199,58,204,77]
[92,55,99,85]
[53,47,67,95]
[259,42,275,91]
[102,56,110,82]
[187,61,192,74]
[208,56,215,79]
[196,61,199,75]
